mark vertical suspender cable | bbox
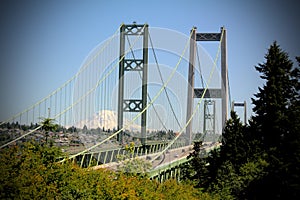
[149,32,183,130]
[196,42,216,137]
[126,34,168,131]
[0,25,122,127]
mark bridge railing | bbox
[149,155,192,183]
[149,142,221,182]
[58,140,186,168]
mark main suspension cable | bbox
[149,32,183,130]
[125,34,168,131]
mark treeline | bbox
[0,121,78,133]
[181,41,300,199]
[0,122,40,131]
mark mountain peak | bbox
[76,110,141,132]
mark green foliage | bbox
[249,41,300,198]
[40,117,58,132]
[181,141,209,188]
[208,161,238,200]
[155,179,218,200]
[0,142,63,199]
[40,117,59,144]
[220,111,249,168]
[0,142,215,199]
[117,142,152,177]
[206,157,269,199]
[196,114,268,199]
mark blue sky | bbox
[0,0,299,122]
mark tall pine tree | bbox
[251,41,298,150]
[250,42,300,199]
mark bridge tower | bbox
[186,27,228,145]
[117,23,149,145]
[203,100,216,135]
[231,101,247,125]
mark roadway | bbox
[92,145,193,171]
[92,142,221,172]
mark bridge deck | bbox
[92,145,193,171]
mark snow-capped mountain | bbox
[76,110,141,132]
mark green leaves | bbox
[117,142,152,177]
[40,117,58,132]
[0,142,211,199]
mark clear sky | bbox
[0,0,299,122]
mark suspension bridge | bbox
[0,23,241,181]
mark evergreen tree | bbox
[220,111,248,169]
[249,42,300,199]
[205,112,257,198]
[181,141,209,188]
[40,118,58,144]
[251,41,298,150]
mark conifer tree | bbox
[220,111,248,169]
[251,41,298,150]
[249,42,300,199]
[185,141,209,188]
